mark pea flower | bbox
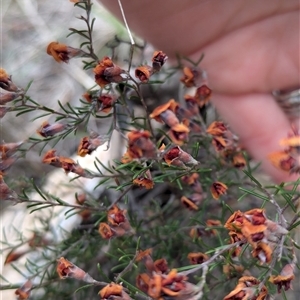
[56,257,95,283]
[94,57,123,87]
[210,181,228,200]
[36,121,66,137]
[99,282,131,300]
[47,41,83,63]
[152,50,168,72]
[269,263,295,293]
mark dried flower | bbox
[212,136,228,152]
[194,84,211,108]
[133,177,154,189]
[36,121,66,137]
[56,257,94,282]
[136,273,151,294]
[268,150,298,173]
[150,99,180,127]
[180,67,201,88]
[154,258,169,274]
[251,242,272,264]
[42,149,90,177]
[162,146,198,167]
[206,121,227,136]
[47,42,83,63]
[0,68,20,92]
[223,276,268,300]
[152,50,168,72]
[122,130,156,162]
[269,263,295,293]
[210,181,228,199]
[99,222,115,239]
[181,194,202,210]
[107,205,127,226]
[224,210,244,231]
[94,57,123,87]
[169,123,190,145]
[77,133,108,157]
[135,65,153,82]
[187,252,209,265]
[15,280,32,300]
[99,282,131,300]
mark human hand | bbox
[101,0,300,183]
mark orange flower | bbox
[180,67,199,87]
[212,136,228,152]
[135,65,153,82]
[42,149,89,177]
[169,123,190,145]
[15,280,32,300]
[232,152,246,168]
[244,209,266,225]
[136,273,151,294]
[98,223,115,239]
[251,242,272,264]
[77,133,107,157]
[125,130,156,162]
[206,121,227,136]
[99,282,131,300]
[269,263,295,293]
[47,42,83,63]
[56,257,93,282]
[210,181,228,200]
[194,84,211,107]
[150,99,180,127]
[107,205,127,226]
[148,273,162,298]
[154,258,169,274]
[223,276,268,300]
[94,57,123,87]
[187,252,209,265]
[162,146,198,167]
[268,151,298,173]
[152,50,168,72]
[133,176,154,189]
[224,210,244,231]
[181,194,202,210]
[0,68,20,92]
[36,121,66,137]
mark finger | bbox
[212,92,299,183]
